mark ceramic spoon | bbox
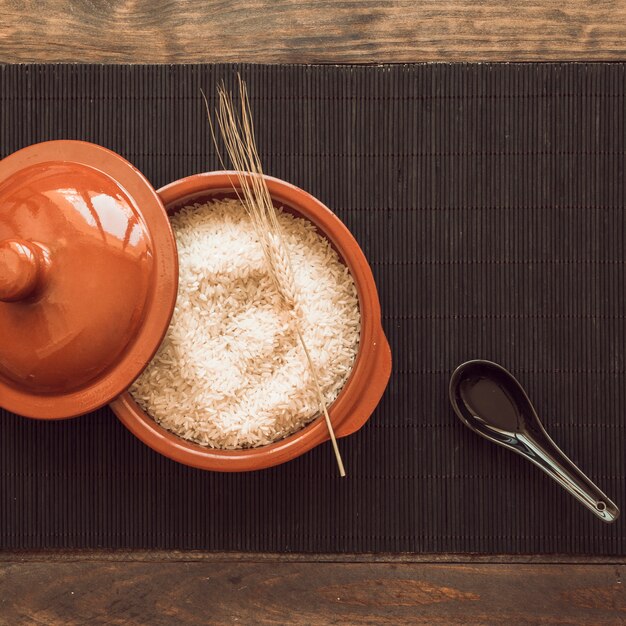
[449,359,619,523]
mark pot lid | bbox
[0,140,178,419]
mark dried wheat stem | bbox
[204,76,346,477]
[292,319,346,477]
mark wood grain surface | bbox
[1,555,624,625]
[1,0,625,63]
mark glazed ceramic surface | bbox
[0,141,178,418]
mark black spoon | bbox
[449,360,619,523]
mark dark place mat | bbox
[1,64,625,555]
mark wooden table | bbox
[1,551,624,624]
[0,2,625,624]
[1,0,626,63]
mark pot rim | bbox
[111,171,391,471]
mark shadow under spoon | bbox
[449,360,619,523]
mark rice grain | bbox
[130,198,361,449]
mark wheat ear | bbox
[202,77,346,477]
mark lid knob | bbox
[0,239,45,302]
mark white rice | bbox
[130,198,361,449]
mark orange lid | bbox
[0,140,178,419]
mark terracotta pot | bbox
[110,172,392,472]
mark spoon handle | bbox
[517,432,619,523]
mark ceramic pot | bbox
[110,172,392,471]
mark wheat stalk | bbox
[202,77,346,477]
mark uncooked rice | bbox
[130,198,361,449]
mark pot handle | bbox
[334,328,392,438]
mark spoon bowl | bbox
[450,360,619,523]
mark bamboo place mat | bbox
[0,64,624,554]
